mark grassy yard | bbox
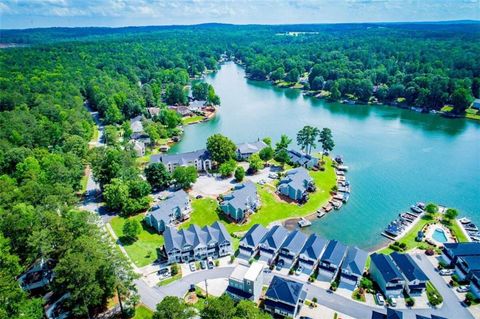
[446,219,469,242]
[440,105,453,112]
[465,107,480,120]
[133,305,153,319]
[426,281,443,306]
[158,269,182,287]
[184,157,336,235]
[182,115,205,125]
[109,215,164,267]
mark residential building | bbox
[189,100,206,112]
[339,246,368,290]
[258,225,289,264]
[132,140,145,157]
[226,262,264,302]
[264,276,306,318]
[287,150,319,169]
[318,240,347,281]
[440,242,480,266]
[168,105,192,117]
[470,271,480,300]
[145,190,191,233]
[298,234,328,275]
[147,107,160,118]
[150,149,212,173]
[391,252,428,296]
[454,255,480,281]
[371,308,404,319]
[238,224,269,259]
[130,115,144,134]
[277,230,308,269]
[473,98,480,110]
[18,258,55,291]
[369,253,405,298]
[220,181,260,222]
[163,221,232,264]
[277,167,315,203]
[236,140,268,160]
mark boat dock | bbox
[298,217,312,228]
[458,217,479,242]
[381,202,425,240]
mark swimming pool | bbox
[432,228,448,243]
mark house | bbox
[150,149,212,173]
[189,100,206,112]
[318,240,347,281]
[277,230,308,269]
[163,221,232,264]
[130,115,144,134]
[145,190,191,233]
[440,242,480,267]
[339,246,368,290]
[147,107,160,118]
[258,225,289,264]
[168,105,192,117]
[454,255,480,281]
[473,98,480,110]
[264,276,306,318]
[45,293,71,319]
[391,252,428,296]
[287,150,319,169]
[277,167,315,203]
[220,181,260,222]
[236,140,268,160]
[470,271,480,300]
[298,234,328,275]
[226,262,264,302]
[132,140,145,157]
[371,308,404,319]
[238,224,269,259]
[18,258,55,291]
[369,253,405,298]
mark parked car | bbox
[268,173,278,179]
[199,260,207,269]
[263,268,271,273]
[439,269,454,276]
[158,268,170,277]
[275,260,284,271]
[457,285,470,293]
[389,297,397,307]
[258,179,266,185]
[207,257,214,269]
[196,195,203,199]
[375,293,385,306]
[295,266,303,276]
[189,262,196,272]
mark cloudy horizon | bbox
[0,0,479,30]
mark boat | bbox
[331,200,343,210]
[335,170,345,176]
[333,193,344,201]
[337,176,346,182]
[416,202,426,210]
[323,203,333,212]
[464,223,478,231]
[334,155,343,164]
[317,211,326,218]
[337,165,349,171]
[385,224,402,237]
[410,205,424,214]
[338,185,350,193]
[459,217,471,224]
[400,213,415,222]
[471,236,480,242]
[298,218,312,228]
[342,193,350,203]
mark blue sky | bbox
[0,0,479,29]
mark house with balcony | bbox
[238,224,269,260]
[236,140,268,160]
[440,242,480,267]
[369,253,405,298]
[145,190,191,233]
[277,167,315,203]
[277,230,308,269]
[391,252,428,296]
[220,181,260,222]
[317,240,347,281]
[287,150,319,169]
[264,276,306,318]
[258,225,289,265]
[298,234,328,275]
[163,221,232,264]
[454,255,480,282]
[226,262,264,302]
[339,246,368,290]
[150,149,212,173]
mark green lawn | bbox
[444,219,469,242]
[109,215,164,267]
[465,107,480,120]
[184,157,336,235]
[133,305,153,319]
[157,270,182,287]
[440,105,453,112]
[182,115,205,125]
[426,281,443,306]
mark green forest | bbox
[0,22,479,318]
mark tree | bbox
[207,85,220,105]
[206,134,236,164]
[104,178,151,216]
[445,208,459,220]
[311,76,325,90]
[259,146,274,162]
[172,166,197,189]
[262,137,272,146]
[451,87,473,114]
[425,203,439,215]
[270,67,285,81]
[248,153,264,173]
[158,109,181,129]
[123,219,141,242]
[275,134,292,151]
[330,82,341,100]
[153,296,195,319]
[274,148,290,168]
[233,300,271,319]
[165,83,187,105]
[285,68,300,83]
[145,162,171,190]
[297,126,320,155]
[318,128,335,158]
[219,159,237,178]
[200,294,236,319]
[192,82,209,100]
[234,166,245,182]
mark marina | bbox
[458,217,480,242]
[382,202,425,240]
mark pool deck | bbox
[424,224,454,247]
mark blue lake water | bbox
[170,62,480,250]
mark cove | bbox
[170,62,480,251]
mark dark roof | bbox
[320,240,347,266]
[280,230,308,255]
[265,276,304,305]
[431,316,448,319]
[370,253,403,283]
[163,221,231,252]
[443,242,480,258]
[150,149,210,165]
[287,150,319,166]
[371,311,387,319]
[391,252,428,282]
[342,246,368,276]
[264,299,296,314]
[300,234,328,260]
[386,308,403,319]
[457,255,480,271]
[240,224,269,248]
[260,225,289,250]
[226,285,253,299]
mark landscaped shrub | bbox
[170,263,179,276]
[405,296,415,307]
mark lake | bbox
[170,62,480,251]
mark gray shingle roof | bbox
[342,246,368,276]
[148,190,189,225]
[280,230,308,255]
[150,149,210,166]
[260,225,289,250]
[278,167,313,194]
[222,181,258,212]
[236,141,268,155]
[370,253,404,283]
[320,240,347,266]
[300,234,328,260]
[287,150,319,166]
[130,115,144,133]
[240,224,269,248]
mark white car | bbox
[375,293,385,306]
[189,262,196,272]
[268,173,278,179]
[295,266,303,276]
[389,297,397,307]
[207,257,214,269]
[457,285,470,293]
[258,179,266,185]
[439,269,454,276]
